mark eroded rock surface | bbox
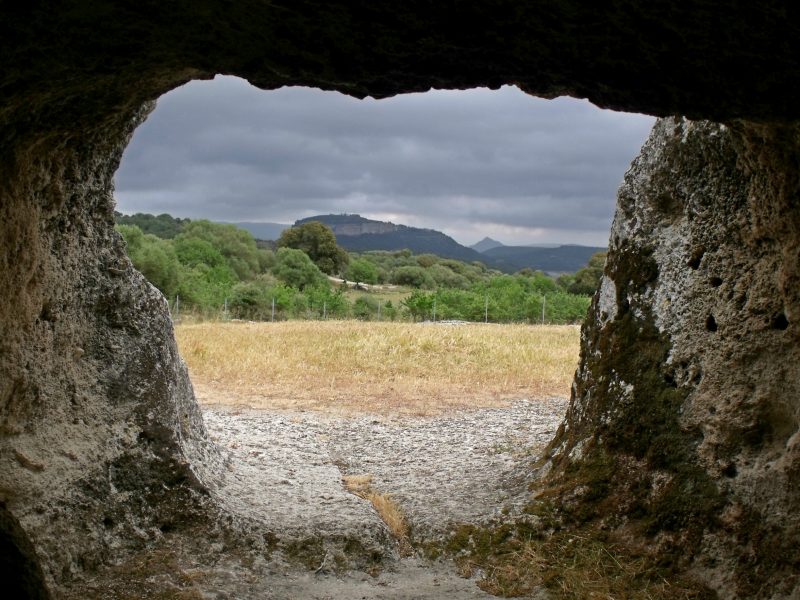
[547,118,800,598]
[2,3,800,598]
[0,105,230,595]
[62,400,571,599]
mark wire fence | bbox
[170,293,588,326]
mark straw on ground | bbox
[175,321,580,415]
[342,474,412,556]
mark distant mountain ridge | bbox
[294,214,604,274]
[470,237,504,253]
[295,214,493,267]
[482,244,606,274]
[297,213,397,236]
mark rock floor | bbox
[200,398,566,599]
[66,398,567,599]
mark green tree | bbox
[402,290,434,321]
[117,224,180,299]
[567,251,607,295]
[257,247,276,272]
[382,300,398,321]
[135,237,180,298]
[177,263,237,311]
[115,212,188,239]
[556,272,576,292]
[117,223,145,253]
[229,278,274,320]
[416,253,438,268]
[277,221,349,275]
[271,284,306,319]
[346,258,379,287]
[352,296,379,320]
[428,263,470,289]
[178,220,262,280]
[174,237,226,268]
[306,285,350,318]
[272,247,329,290]
[391,266,435,289]
[516,271,558,295]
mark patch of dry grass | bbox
[175,320,580,415]
[341,473,374,496]
[342,474,411,556]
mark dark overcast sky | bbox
[114,76,656,246]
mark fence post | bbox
[432,299,436,322]
[223,297,228,320]
[377,302,381,321]
[484,294,488,323]
[323,301,327,320]
[271,297,275,322]
[174,294,180,321]
[541,294,546,325]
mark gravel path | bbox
[196,397,568,599]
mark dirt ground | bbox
[194,397,568,599]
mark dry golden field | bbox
[175,320,581,415]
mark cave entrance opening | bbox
[111,72,654,419]
[113,73,653,328]
[110,74,654,543]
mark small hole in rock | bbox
[709,276,723,287]
[771,313,789,330]
[687,246,705,269]
[39,302,55,322]
[705,315,717,332]
[721,463,737,478]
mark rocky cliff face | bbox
[332,222,399,236]
[2,2,800,598]
[546,118,800,597]
[295,214,400,236]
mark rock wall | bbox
[0,105,225,593]
[1,2,800,598]
[547,118,800,598]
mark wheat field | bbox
[175,320,581,415]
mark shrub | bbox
[352,296,379,320]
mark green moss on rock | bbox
[546,243,725,556]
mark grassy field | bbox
[175,321,581,415]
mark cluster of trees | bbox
[401,274,590,323]
[556,251,607,295]
[116,212,603,323]
[116,212,190,239]
[117,219,334,319]
[344,250,494,288]
[276,220,350,275]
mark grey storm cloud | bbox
[114,75,656,246]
